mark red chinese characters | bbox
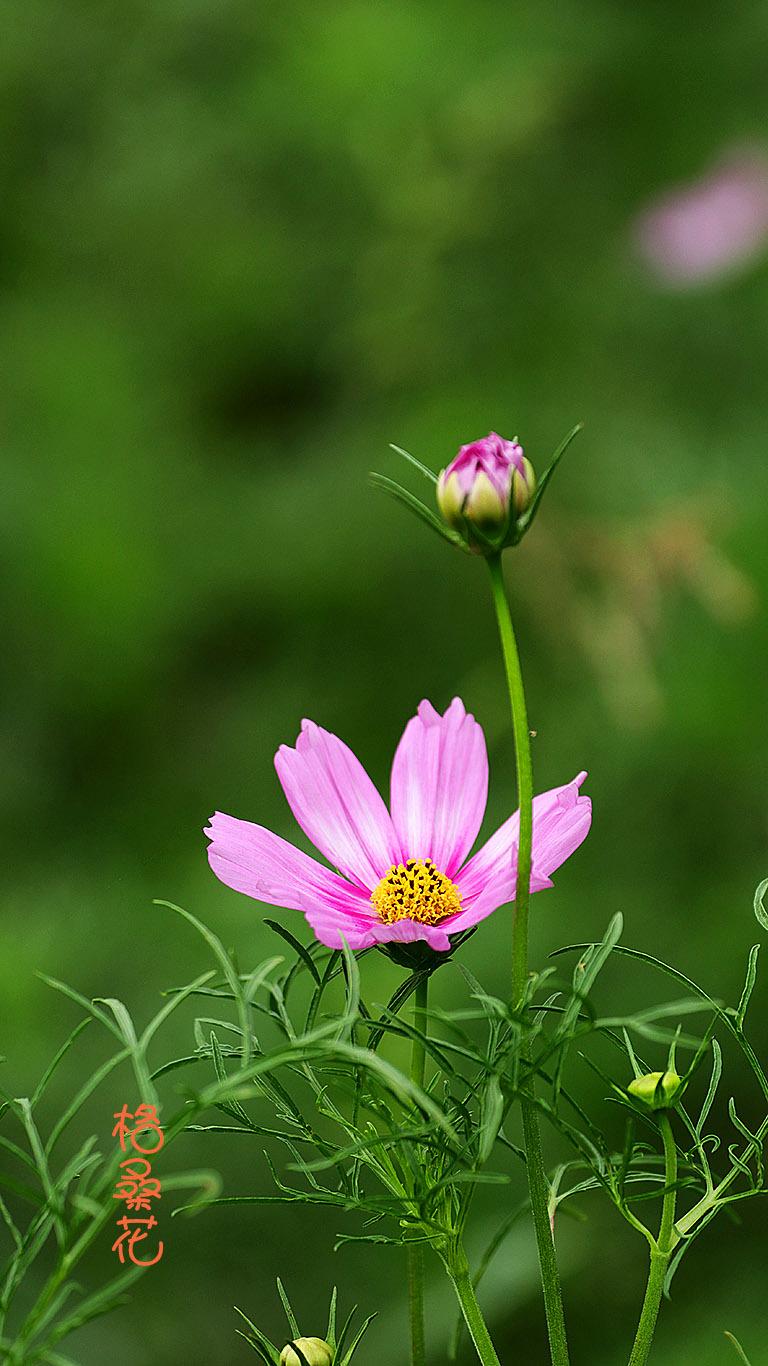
[110,1104,164,1265]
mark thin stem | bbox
[486,555,533,1012]
[486,553,570,1366]
[447,1256,503,1366]
[408,976,429,1366]
[627,1112,678,1366]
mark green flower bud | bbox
[627,1070,682,1110]
[279,1338,333,1366]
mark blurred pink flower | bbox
[633,148,768,286]
[206,698,591,951]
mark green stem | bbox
[408,975,429,1366]
[447,1257,503,1366]
[627,1112,678,1366]
[486,553,570,1366]
[486,555,533,1012]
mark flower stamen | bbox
[371,858,462,926]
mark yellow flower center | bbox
[371,858,462,926]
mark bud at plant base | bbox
[437,432,534,550]
[627,1070,682,1110]
[279,1338,333,1366]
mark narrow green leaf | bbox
[735,945,760,1029]
[754,879,768,932]
[725,1330,754,1364]
[264,921,321,986]
[155,900,252,1067]
[727,1098,763,1169]
[304,952,342,1034]
[30,1020,91,1109]
[17,1100,65,1249]
[0,1130,39,1177]
[554,915,623,1054]
[46,1048,131,1159]
[337,936,361,1037]
[478,1075,504,1163]
[366,971,430,1053]
[0,1191,22,1253]
[94,998,156,1107]
[695,1040,723,1140]
[38,1266,144,1350]
[35,976,116,1037]
[140,971,217,1050]
[290,1122,435,1173]
[209,1032,254,1129]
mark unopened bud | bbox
[627,1070,682,1110]
[437,432,534,551]
[279,1338,333,1366]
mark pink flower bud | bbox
[437,432,534,549]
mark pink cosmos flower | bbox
[205,698,591,952]
[633,147,768,287]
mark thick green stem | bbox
[408,975,429,1366]
[447,1257,503,1366]
[627,1113,678,1366]
[486,553,570,1366]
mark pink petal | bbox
[274,721,401,890]
[449,773,591,931]
[205,811,375,924]
[528,771,592,879]
[390,698,488,878]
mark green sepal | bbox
[368,472,465,547]
[276,1276,302,1339]
[325,1286,338,1351]
[503,423,583,548]
[338,1312,376,1365]
[388,443,438,484]
[235,1306,282,1363]
[376,926,476,973]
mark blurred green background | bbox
[3,1,768,1362]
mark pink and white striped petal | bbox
[274,721,401,890]
[390,698,488,878]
